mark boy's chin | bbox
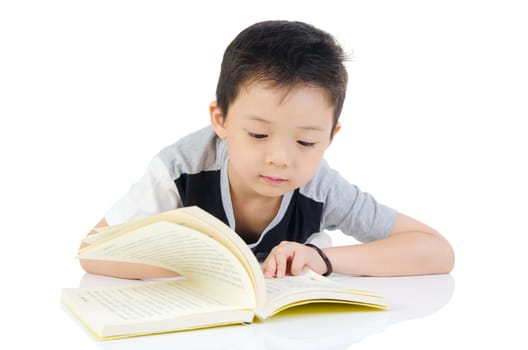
[253,185,293,199]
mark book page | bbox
[258,270,387,319]
[61,279,254,338]
[82,221,131,244]
[64,280,235,322]
[78,221,255,308]
[79,207,266,314]
[174,207,267,312]
[265,270,347,300]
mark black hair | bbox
[215,20,348,135]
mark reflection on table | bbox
[63,272,454,350]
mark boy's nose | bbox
[265,139,290,168]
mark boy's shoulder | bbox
[156,126,226,178]
[160,125,217,151]
[300,159,357,203]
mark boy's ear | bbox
[331,122,341,140]
[209,101,227,140]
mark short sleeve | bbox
[104,156,182,225]
[317,163,397,242]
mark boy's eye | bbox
[297,140,316,147]
[248,132,268,139]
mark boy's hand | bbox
[262,241,328,278]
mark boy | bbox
[80,20,454,279]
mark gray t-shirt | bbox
[106,126,397,257]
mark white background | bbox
[1,1,527,348]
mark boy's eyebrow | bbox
[245,115,325,132]
[245,115,272,124]
[297,125,325,132]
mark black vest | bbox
[175,171,323,259]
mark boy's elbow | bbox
[444,241,455,273]
[432,235,455,274]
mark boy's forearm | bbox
[79,258,180,280]
[78,217,180,280]
[325,232,455,277]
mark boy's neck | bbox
[230,191,283,244]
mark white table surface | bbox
[9,260,526,350]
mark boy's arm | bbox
[262,213,455,278]
[79,218,180,280]
[325,213,455,276]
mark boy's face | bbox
[211,82,338,200]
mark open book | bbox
[62,206,387,340]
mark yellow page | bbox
[80,208,264,294]
[78,207,266,314]
[258,270,387,319]
[174,207,266,309]
[61,279,254,339]
[78,221,255,309]
[82,222,131,245]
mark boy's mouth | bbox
[259,175,288,185]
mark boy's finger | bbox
[289,249,306,275]
[274,250,288,277]
[262,255,277,278]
